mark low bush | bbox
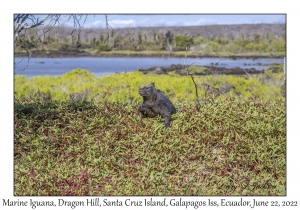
[14,69,285,104]
[14,69,286,195]
[14,97,286,196]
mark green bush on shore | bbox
[14,68,285,103]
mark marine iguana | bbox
[138,83,176,128]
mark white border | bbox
[2,1,299,209]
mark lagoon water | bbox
[14,57,284,78]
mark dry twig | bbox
[184,46,201,111]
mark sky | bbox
[62,14,286,29]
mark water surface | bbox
[14,57,284,77]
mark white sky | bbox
[62,14,286,28]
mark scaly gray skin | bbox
[138,83,176,128]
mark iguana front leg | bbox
[138,104,156,118]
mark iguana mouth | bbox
[139,90,150,96]
[139,90,153,97]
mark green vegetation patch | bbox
[14,69,286,195]
[188,66,210,75]
[14,69,285,103]
[14,97,286,196]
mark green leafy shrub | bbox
[174,34,194,48]
[14,96,286,196]
[14,69,285,104]
[14,68,286,195]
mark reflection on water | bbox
[14,57,284,78]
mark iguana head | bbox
[139,83,155,97]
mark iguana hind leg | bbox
[162,114,171,128]
[158,106,171,128]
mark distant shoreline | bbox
[14,51,284,60]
